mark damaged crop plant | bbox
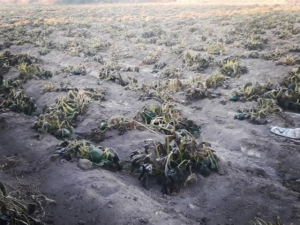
[0,51,52,115]
[135,104,219,193]
[230,67,300,123]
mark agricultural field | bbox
[0,2,300,225]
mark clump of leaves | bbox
[0,181,54,225]
[99,61,128,85]
[139,130,218,194]
[143,51,160,65]
[249,216,284,225]
[53,139,121,170]
[142,27,166,39]
[245,36,264,50]
[0,51,38,67]
[18,63,53,80]
[205,72,227,89]
[276,55,296,66]
[42,82,55,93]
[158,66,182,79]
[108,116,143,135]
[262,48,285,61]
[230,81,274,101]
[274,29,291,39]
[183,52,212,72]
[241,51,260,59]
[220,58,248,77]
[238,98,282,119]
[61,65,86,75]
[288,45,300,53]
[0,89,37,115]
[206,43,225,55]
[33,89,90,139]
[138,103,182,135]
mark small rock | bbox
[188,204,195,209]
[78,159,93,170]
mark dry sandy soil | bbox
[0,3,300,225]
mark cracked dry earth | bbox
[0,3,300,225]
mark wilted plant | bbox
[53,139,121,170]
[220,58,247,77]
[276,55,296,66]
[262,48,285,61]
[245,36,264,50]
[249,216,284,225]
[206,43,225,55]
[18,63,53,80]
[183,51,212,72]
[206,72,227,89]
[238,98,282,119]
[142,51,161,65]
[42,82,55,93]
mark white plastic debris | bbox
[270,126,300,139]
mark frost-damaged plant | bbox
[156,134,218,194]
[245,36,265,50]
[249,216,285,225]
[183,51,212,72]
[33,88,104,139]
[142,51,161,65]
[206,43,225,55]
[237,98,283,119]
[0,182,54,225]
[205,72,227,89]
[53,139,121,171]
[276,55,297,66]
[220,58,248,77]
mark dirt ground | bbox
[0,3,300,225]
